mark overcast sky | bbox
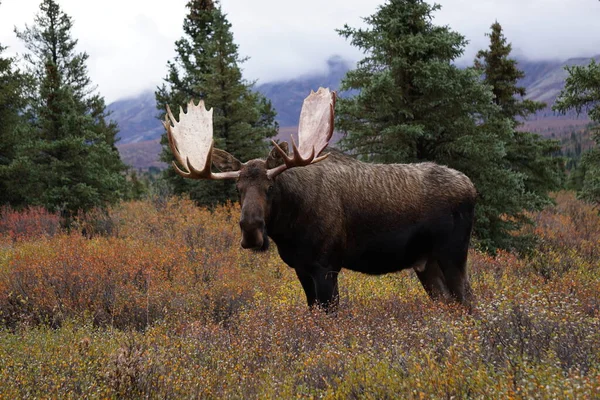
[1,0,599,103]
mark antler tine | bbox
[271,140,290,162]
[164,100,240,180]
[267,88,335,179]
[289,134,315,166]
[271,136,315,168]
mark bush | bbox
[0,193,598,398]
[0,206,61,242]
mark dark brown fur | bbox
[227,149,477,312]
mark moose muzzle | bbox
[239,215,266,250]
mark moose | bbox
[164,88,477,312]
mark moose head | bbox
[164,87,336,251]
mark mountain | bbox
[117,138,164,170]
[519,56,599,105]
[108,91,163,144]
[257,56,352,127]
[111,55,598,170]
[517,56,598,137]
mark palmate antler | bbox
[164,87,336,180]
[267,87,336,178]
[164,100,240,180]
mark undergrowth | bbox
[0,193,598,398]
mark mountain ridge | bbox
[112,55,597,169]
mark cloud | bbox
[1,0,599,102]
[1,0,187,102]
[433,0,600,61]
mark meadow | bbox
[0,193,599,399]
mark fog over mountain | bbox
[111,55,597,169]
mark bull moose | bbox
[164,87,477,312]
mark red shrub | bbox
[0,206,62,242]
[0,198,273,330]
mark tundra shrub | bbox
[0,194,598,398]
[0,206,61,242]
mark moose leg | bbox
[297,266,339,313]
[315,269,340,313]
[438,253,473,308]
[415,259,451,301]
[296,270,317,307]
[438,204,475,309]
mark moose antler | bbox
[267,87,336,178]
[164,100,240,180]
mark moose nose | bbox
[241,235,263,249]
[239,214,265,250]
[239,216,264,232]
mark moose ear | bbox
[266,141,289,169]
[212,148,242,172]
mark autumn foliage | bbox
[0,206,61,242]
[0,193,599,398]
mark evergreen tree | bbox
[125,170,149,201]
[0,17,33,206]
[475,22,564,210]
[554,59,600,205]
[156,0,215,112]
[474,22,544,120]
[9,0,128,216]
[336,0,536,251]
[156,0,278,206]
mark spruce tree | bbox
[336,0,535,251]
[0,25,33,206]
[475,22,564,210]
[156,0,278,206]
[10,0,127,216]
[554,59,600,205]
